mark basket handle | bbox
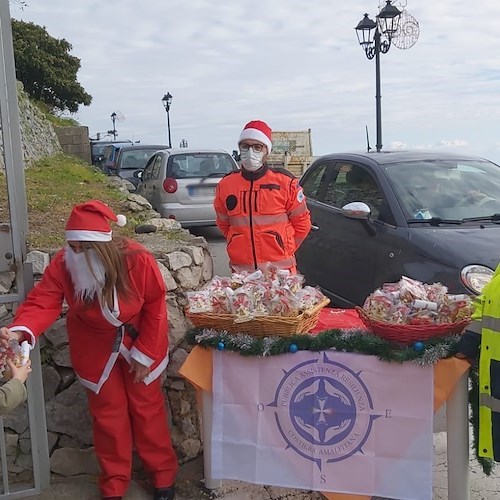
[303,297,331,318]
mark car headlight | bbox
[460,264,494,295]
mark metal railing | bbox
[0,0,50,496]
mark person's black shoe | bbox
[153,486,175,500]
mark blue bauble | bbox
[217,342,225,351]
[413,341,424,352]
[289,343,298,353]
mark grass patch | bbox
[0,153,144,250]
[33,101,79,127]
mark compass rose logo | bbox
[268,352,380,469]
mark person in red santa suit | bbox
[0,200,178,500]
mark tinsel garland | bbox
[185,327,461,365]
[184,327,494,475]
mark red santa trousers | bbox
[86,357,178,497]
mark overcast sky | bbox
[11,1,500,163]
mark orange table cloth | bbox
[179,345,469,500]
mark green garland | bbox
[185,327,461,365]
[185,327,494,476]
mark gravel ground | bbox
[22,455,323,500]
[22,432,500,499]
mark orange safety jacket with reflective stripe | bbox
[214,164,311,273]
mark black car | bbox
[90,140,132,166]
[296,150,500,307]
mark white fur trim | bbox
[9,326,36,348]
[119,344,131,362]
[120,346,169,385]
[77,351,120,394]
[116,214,127,227]
[239,128,272,153]
[130,346,155,368]
[98,290,121,327]
[144,352,169,385]
[78,345,168,393]
[65,230,112,242]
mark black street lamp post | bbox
[161,92,173,148]
[355,1,401,152]
[109,112,117,140]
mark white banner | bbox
[212,349,434,500]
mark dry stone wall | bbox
[0,195,212,480]
[0,82,62,171]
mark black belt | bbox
[112,323,140,353]
[124,323,140,340]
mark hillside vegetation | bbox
[0,154,144,250]
[34,101,79,128]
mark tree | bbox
[10,1,28,8]
[11,20,92,113]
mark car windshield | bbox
[385,159,500,222]
[168,153,236,178]
[92,142,131,154]
[92,143,110,155]
[120,149,163,170]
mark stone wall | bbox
[54,126,91,165]
[13,82,62,167]
[0,195,212,480]
[0,81,63,171]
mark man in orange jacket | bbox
[214,120,311,273]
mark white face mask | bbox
[240,149,265,172]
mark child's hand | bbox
[0,328,24,349]
[7,359,32,384]
[0,327,12,348]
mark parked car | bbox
[296,150,500,307]
[136,148,239,227]
[90,140,131,166]
[99,143,126,173]
[109,144,169,186]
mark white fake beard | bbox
[64,245,106,302]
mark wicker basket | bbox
[186,297,330,337]
[356,307,470,345]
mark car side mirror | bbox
[341,202,371,220]
[342,202,377,236]
[133,170,143,179]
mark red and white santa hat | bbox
[65,200,127,242]
[238,120,273,153]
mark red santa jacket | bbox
[9,240,169,394]
[214,165,311,273]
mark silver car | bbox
[136,148,239,227]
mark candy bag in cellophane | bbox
[0,339,30,380]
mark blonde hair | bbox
[81,237,133,308]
